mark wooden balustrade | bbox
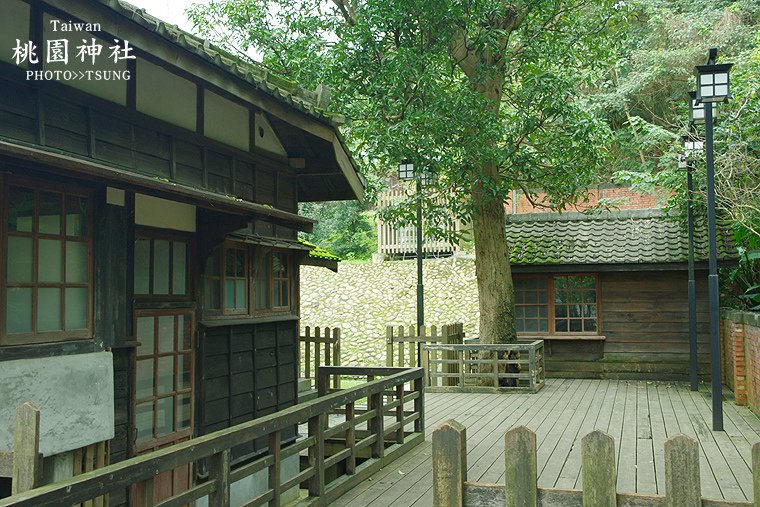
[0,367,425,507]
[300,326,341,389]
[386,323,464,368]
[432,420,760,507]
[422,341,545,393]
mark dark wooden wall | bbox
[547,270,711,380]
[199,320,298,462]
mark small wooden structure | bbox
[432,419,760,506]
[386,323,464,368]
[422,342,545,393]
[300,326,341,389]
[0,367,425,507]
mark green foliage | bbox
[299,201,377,261]
[723,248,760,311]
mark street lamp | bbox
[680,131,703,392]
[689,47,733,431]
[397,160,432,365]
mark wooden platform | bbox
[331,379,760,506]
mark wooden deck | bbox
[331,379,760,506]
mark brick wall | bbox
[511,186,667,214]
[722,310,760,414]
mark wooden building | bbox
[506,209,737,380]
[0,0,362,504]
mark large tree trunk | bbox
[471,161,516,345]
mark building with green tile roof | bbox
[504,208,738,380]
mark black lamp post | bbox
[679,132,703,392]
[689,48,733,431]
[398,160,431,365]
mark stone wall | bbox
[722,310,760,414]
[300,257,480,366]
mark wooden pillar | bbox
[12,402,41,495]
[503,425,537,507]
[208,449,231,507]
[268,431,281,507]
[581,430,617,507]
[307,414,326,497]
[432,420,467,507]
[665,435,700,507]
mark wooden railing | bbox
[386,323,464,368]
[0,367,425,507]
[300,326,341,388]
[432,420,759,506]
[422,341,545,393]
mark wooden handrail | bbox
[0,367,425,507]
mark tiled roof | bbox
[299,238,342,262]
[101,0,339,124]
[506,209,737,266]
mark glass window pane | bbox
[136,317,155,356]
[134,239,151,294]
[178,394,191,429]
[38,239,62,282]
[256,254,270,310]
[569,291,582,304]
[7,236,33,282]
[555,305,567,318]
[135,359,154,399]
[225,280,235,310]
[554,277,567,290]
[525,306,538,318]
[225,248,235,277]
[538,290,548,304]
[235,280,246,309]
[525,319,538,332]
[155,397,174,436]
[583,290,596,304]
[172,242,187,295]
[6,288,32,333]
[65,196,88,237]
[158,316,175,353]
[236,250,246,277]
[157,357,174,394]
[585,319,597,332]
[66,241,88,283]
[8,188,34,232]
[581,276,596,289]
[273,281,280,306]
[515,306,524,318]
[569,319,583,332]
[153,240,170,295]
[38,192,62,235]
[570,305,582,318]
[178,353,191,390]
[554,291,567,304]
[539,320,548,332]
[539,306,548,318]
[555,319,567,332]
[516,320,526,333]
[135,402,153,444]
[37,288,61,331]
[525,291,537,304]
[65,287,87,329]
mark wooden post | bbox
[334,328,341,389]
[432,420,467,507]
[346,402,356,475]
[581,430,617,507]
[414,374,425,433]
[753,442,760,507]
[314,327,322,374]
[308,413,326,497]
[664,434,700,507]
[395,384,405,444]
[324,327,332,367]
[386,325,394,367]
[304,326,312,380]
[12,402,41,495]
[268,431,281,507]
[369,392,384,458]
[421,346,430,388]
[503,425,537,507]
[208,448,231,507]
[316,367,329,397]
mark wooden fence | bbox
[422,341,545,393]
[0,404,41,496]
[300,326,341,388]
[386,323,465,368]
[432,420,759,507]
[0,367,425,507]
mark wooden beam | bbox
[12,403,41,495]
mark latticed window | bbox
[513,274,599,335]
[3,182,92,344]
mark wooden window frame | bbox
[271,251,291,311]
[133,228,194,302]
[132,308,195,453]
[514,273,601,336]
[222,242,249,315]
[0,175,94,346]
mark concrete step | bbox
[297,377,313,392]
